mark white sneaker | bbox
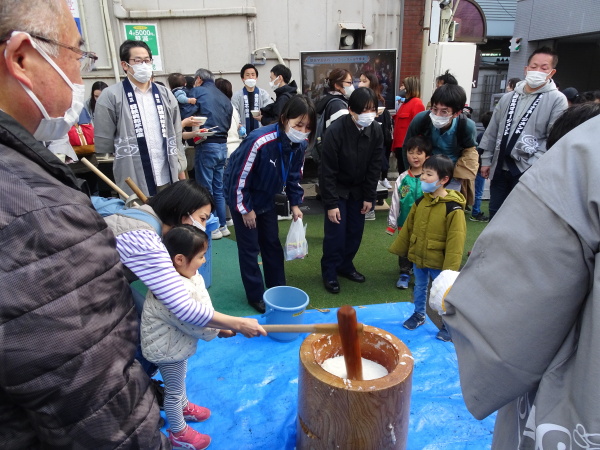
[376,181,386,191]
[211,229,223,240]
[219,226,231,237]
[365,210,376,220]
[382,178,392,189]
[226,219,233,227]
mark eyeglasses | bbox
[27,33,98,73]
[430,107,453,117]
[1,31,98,73]
[129,57,153,65]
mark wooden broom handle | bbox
[262,323,364,334]
[80,157,129,199]
[337,305,363,381]
[125,177,148,203]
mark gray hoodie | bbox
[480,79,567,178]
[444,115,600,449]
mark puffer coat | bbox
[0,111,168,449]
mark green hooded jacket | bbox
[389,189,466,270]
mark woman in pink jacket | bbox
[392,76,425,172]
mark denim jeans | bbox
[413,265,442,316]
[194,142,227,227]
[472,172,486,216]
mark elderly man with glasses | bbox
[95,39,186,197]
[0,0,167,448]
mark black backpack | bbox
[309,97,347,164]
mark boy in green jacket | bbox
[389,154,466,341]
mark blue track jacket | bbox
[224,124,306,215]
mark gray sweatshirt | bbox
[480,79,567,178]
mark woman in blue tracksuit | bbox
[224,95,316,313]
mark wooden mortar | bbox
[297,325,413,449]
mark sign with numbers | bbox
[123,24,163,72]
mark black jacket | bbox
[260,80,298,125]
[318,114,384,209]
[0,111,167,449]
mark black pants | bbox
[231,208,286,304]
[489,169,522,220]
[321,197,366,280]
[393,147,406,174]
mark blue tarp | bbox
[160,302,495,449]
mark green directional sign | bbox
[124,23,163,71]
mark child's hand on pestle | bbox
[430,270,460,315]
[208,312,267,338]
[218,329,236,338]
[234,317,267,338]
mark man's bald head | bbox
[0,0,73,56]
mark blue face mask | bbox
[421,179,440,193]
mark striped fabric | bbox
[158,360,188,433]
[234,130,277,214]
[116,229,214,326]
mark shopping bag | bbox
[285,218,308,261]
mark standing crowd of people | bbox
[3,0,600,448]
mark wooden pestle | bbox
[337,305,363,381]
[125,177,149,203]
[262,323,364,334]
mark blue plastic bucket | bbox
[263,286,309,342]
[198,214,219,289]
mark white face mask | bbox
[356,112,376,128]
[244,78,257,88]
[269,77,280,90]
[430,113,452,129]
[7,32,85,141]
[188,214,206,232]
[525,70,549,89]
[127,62,153,84]
[344,84,355,98]
[286,126,310,143]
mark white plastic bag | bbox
[285,218,308,261]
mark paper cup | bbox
[192,116,207,125]
[251,110,260,118]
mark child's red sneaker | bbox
[183,402,211,422]
[169,426,211,450]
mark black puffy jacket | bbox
[0,111,168,449]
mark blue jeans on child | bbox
[413,265,442,316]
[194,142,227,227]
[472,172,485,216]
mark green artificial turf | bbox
[212,199,490,317]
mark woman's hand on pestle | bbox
[208,312,267,338]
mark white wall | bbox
[80,0,403,95]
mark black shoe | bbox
[151,379,164,410]
[338,271,366,283]
[323,279,340,294]
[469,212,489,222]
[248,300,266,314]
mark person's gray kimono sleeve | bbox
[164,88,186,172]
[94,88,118,154]
[443,115,600,448]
